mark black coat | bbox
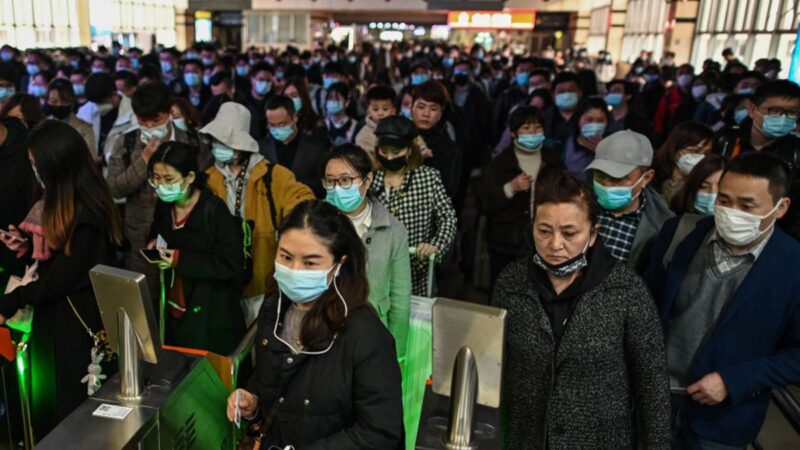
[0,210,118,439]
[479,145,563,256]
[449,83,492,169]
[246,293,404,449]
[420,121,462,200]
[150,189,245,355]
[259,133,329,198]
[0,117,33,280]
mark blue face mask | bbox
[130,57,140,69]
[734,109,749,125]
[91,67,105,74]
[270,125,294,143]
[326,183,365,213]
[411,73,431,86]
[154,180,188,203]
[186,52,199,60]
[605,93,623,107]
[0,86,15,101]
[203,74,211,86]
[760,113,797,138]
[29,85,47,98]
[516,133,545,151]
[72,83,85,97]
[1,51,12,62]
[183,72,201,87]
[326,100,344,115]
[401,108,413,120]
[274,262,338,303]
[173,118,188,131]
[160,61,173,73]
[555,92,579,110]
[140,121,170,143]
[323,77,338,90]
[516,72,530,88]
[292,97,303,112]
[443,57,454,67]
[736,87,754,96]
[236,66,249,77]
[593,174,645,211]
[581,123,606,139]
[254,80,272,95]
[202,57,214,67]
[694,191,717,215]
[211,143,235,164]
[69,60,80,69]
[26,64,40,76]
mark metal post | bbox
[17,340,34,450]
[445,346,478,450]
[118,309,143,401]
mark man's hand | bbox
[688,372,728,405]
[141,137,160,164]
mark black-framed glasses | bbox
[760,106,800,119]
[322,175,362,191]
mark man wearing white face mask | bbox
[645,152,800,450]
[107,82,208,289]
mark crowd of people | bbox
[0,39,798,449]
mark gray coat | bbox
[629,186,674,272]
[493,261,670,450]
[363,199,411,360]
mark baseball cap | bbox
[586,130,653,178]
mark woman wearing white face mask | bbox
[653,122,716,206]
[226,200,404,450]
[493,168,670,449]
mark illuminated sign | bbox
[195,10,213,20]
[447,10,536,30]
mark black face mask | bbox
[454,74,469,86]
[377,153,407,172]
[44,103,72,120]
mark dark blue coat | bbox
[645,216,800,446]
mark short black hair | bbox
[607,79,631,94]
[84,73,115,103]
[752,80,800,106]
[509,106,545,133]
[365,85,396,104]
[0,62,19,87]
[530,69,551,81]
[326,82,350,100]
[321,143,374,180]
[147,140,206,191]
[570,97,610,133]
[210,70,232,87]
[552,71,581,91]
[113,70,139,89]
[723,152,790,203]
[251,62,275,76]
[131,82,172,120]
[534,166,601,226]
[182,58,203,71]
[266,94,296,116]
[323,61,344,75]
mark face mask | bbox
[515,72,530,88]
[292,97,303,112]
[140,120,170,143]
[270,125,294,142]
[593,173,646,211]
[69,82,85,97]
[581,123,605,139]
[326,100,344,115]
[377,153,407,172]
[532,235,592,278]
[0,86,15,101]
[155,180,189,203]
[202,73,212,86]
[236,66,248,77]
[326,183,365,213]
[734,109,749,124]
[555,92,578,110]
[202,57,214,67]
[411,73,431,86]
[677,74,693,89]
[694,192,717,215]
[44,103,72,120]
[1,51,12,62]
[254,80,272,95]
[160,61,173,73]
[443,57,454,67]
[173,118,188,131]
[736,87,754,96]
[183,72,201,87]
[186,52,199,60]
[401,108,413,120]
[97,103,114,116]
[211,143,235,164]
[634,66,645,75]
[760,114,797,138]
[644,74,660,83]
[32,165,45,189]
[274,262,337,303]
[691,85,708,100]
[91,67,105,74]
[29,85,47,98]
[323,77,338,90]
[348,56,357,64]
[766,69,778,80]
[26,64,39,76]
[516,133,545,151]
[714,202,782,246]
[130,57,140,69]
[676,152,706,176]
[605,93,623,107]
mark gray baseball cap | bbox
[585,130,653,178]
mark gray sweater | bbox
[493,260,670,450]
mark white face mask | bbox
[676,153,706,176]
[714,201,783,246]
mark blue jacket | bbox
[645,216,800,446]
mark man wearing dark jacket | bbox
[260,95,328,198]
[718,80,800,241]
[605,79,653,139]
[449,59,492,170]
[170,58,211,112]
[492,58,535,145]
[0,117,32,286]
[645,152,800,449]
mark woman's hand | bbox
[226,388,259,422]
[158,249,176,270]
[416,243,439,260]
[0,225,28,252]
[146,239,157,250]
[510,173,533,193]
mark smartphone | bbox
[140,249,163,264]
[0,229,27,243]
[670,386,689,395]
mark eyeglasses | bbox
[148,177,184,188]
[760,106,800,119]
[322,176,362,191]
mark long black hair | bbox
[277,200,370,351]
[147,140,207,193]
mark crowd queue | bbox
[0,41,798,449]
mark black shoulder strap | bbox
[263,162,278,230]
[202,195,216,242]
[122,130,138,167]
